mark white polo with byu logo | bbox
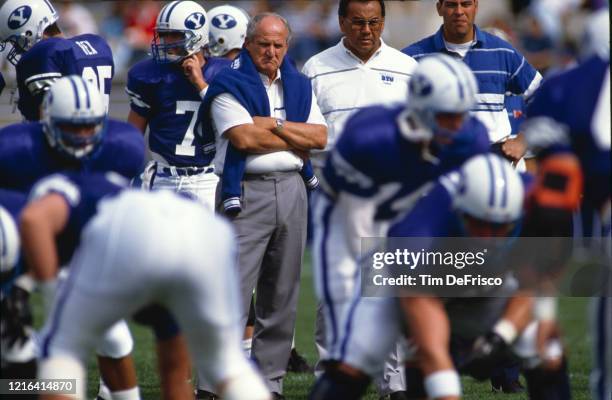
[302,38,418,168]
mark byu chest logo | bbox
[8,5,32,29]
[184,12,205,29]
[380,74,394,85]
[212,14,237,30]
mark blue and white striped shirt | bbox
[402,25,542,142]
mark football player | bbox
[23,172,271,400]
[386,154,571,400]
[522,8,610,400]
[0,76,144,400]
[309,54,490,399]
[0,0,114,121]
[126,0,230,211]
[0,75,144,191]
[208,4,250,61]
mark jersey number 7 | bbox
[175,101,200,157]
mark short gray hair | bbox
[245,12,292,44]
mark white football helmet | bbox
[208,5,250,58]
[454,154,524,224]
[0,0,58,65]
[407,53,478,138]
[0,206,20,274]
[42,75,107,159]
[151,0,209,63]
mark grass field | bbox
[54,250,593,399]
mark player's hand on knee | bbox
[1,285,33,348]
[462,331,512,380]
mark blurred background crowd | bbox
[0,0,606,84]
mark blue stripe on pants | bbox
[320,201,339,350]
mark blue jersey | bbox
[0,188,27,219]
[126,56,230,167]
[16,34,114,121]
[322,105,490,221]
[28,172,124,266]
[0,119,145,191]
[526,55,611,210]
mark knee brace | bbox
[96,320,133,358]
[308,362,370,400]
[524,359,571,400]
[38,355,86,399]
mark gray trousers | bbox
[219,171,307,394]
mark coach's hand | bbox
[182,55,207,92]
[501,135,527,163]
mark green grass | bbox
[33,250,592,399]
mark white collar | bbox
[340,37,385,64]
[259,69,282,87]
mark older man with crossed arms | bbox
[201,12,327,399]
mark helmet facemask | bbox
[3,15,51,65]
[0,0,59,66]
[151,29,202,64]
[208,34,226,57]
[45,116,107,159]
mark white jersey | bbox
[38,190,269,399]
[302,38,418,167]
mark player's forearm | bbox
[279,121,327,150]
[500,292,534,334]
[401,297,455,375]
[19,215,60,282]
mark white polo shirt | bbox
[302,38,418,167]
[211,69,326,174]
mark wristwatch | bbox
[274,118,285,134]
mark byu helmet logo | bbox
[212,14,237,30]
[8,6,32,29]
[410,74,433,97]
[185,12,205,29]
